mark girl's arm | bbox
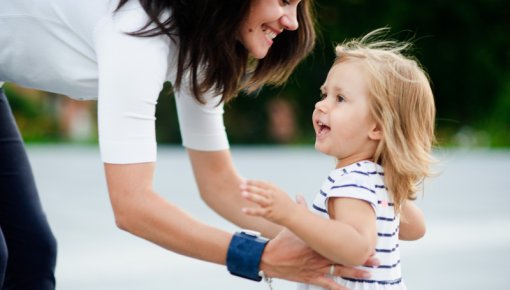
[187,149,378,275]
[399,199,426,241]
[242,180,378,266]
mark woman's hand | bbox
[258,196,379,289]
[261,228,378,290]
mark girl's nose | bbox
[315,99,327,112]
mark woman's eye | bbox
[282,0,291,5]
[336,95,345,102]
[319,93,327,100]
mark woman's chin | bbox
[249,48,269,59]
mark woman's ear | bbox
[368,123,382,141]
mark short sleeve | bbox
[94,8,170,164]
[325,171,378,213]
[173,80,229,151]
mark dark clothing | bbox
[0,88,57,289]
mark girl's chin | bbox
[314,143,327,154]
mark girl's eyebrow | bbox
[321,84,347,95]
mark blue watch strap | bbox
[226,231,269,281]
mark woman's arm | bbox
[105,162,231,263]
[242,180,377,266]
[399,199,426,241]
[104,162,364,290]
[187,148,283,238]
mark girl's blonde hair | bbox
[334,28,436,211]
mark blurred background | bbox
[5,0,509,147]
[2,0,510,289]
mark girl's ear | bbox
[368,123,383,141]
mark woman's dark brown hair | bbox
[116,0,316,103]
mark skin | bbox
[241,60,426,268]
[314,61,381,168]
[104,2,376,290]
[239,0,300,59]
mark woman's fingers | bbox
[260,229,350,290]
[327,255,379,279]
[362,256,380,267]
[330,264,371,279]
[315,276,349,290]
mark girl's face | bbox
[239,0,300,59]
[313,61,381,168]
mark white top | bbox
[0,0,229,163]
[298,161,406,290]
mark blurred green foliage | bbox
[220,0,510,147]
[7,0,510,147]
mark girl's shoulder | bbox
[331,161,384,178]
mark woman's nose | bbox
[281,8,299,31]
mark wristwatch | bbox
[226,230,269,281]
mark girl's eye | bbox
[319,92,327,100]
[336,95,345,102]
[282,0,291,5]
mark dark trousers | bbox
[0,88,57,289]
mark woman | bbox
[0,0,375,289]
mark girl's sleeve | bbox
[94,8,169,164]
[325,172,378,213]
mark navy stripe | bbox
[375,244,400,253]
[375,184,385,189]
[342,277,402,285]
[378,227,399,237]
[312,203,327,213]
[351,170,369,176]
[377,259,401,269]
[328,176,335,183]
[378,200,394,206]
[320,189,327,197]
[365,171,384,176]
[377,216,396,222]
[331,184,375,194]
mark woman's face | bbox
[239,0,301,59]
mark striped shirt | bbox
[298,161,406,290]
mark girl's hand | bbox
[240,180,298,225]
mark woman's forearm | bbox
[105,162,231,264]
[187,149,283,238]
